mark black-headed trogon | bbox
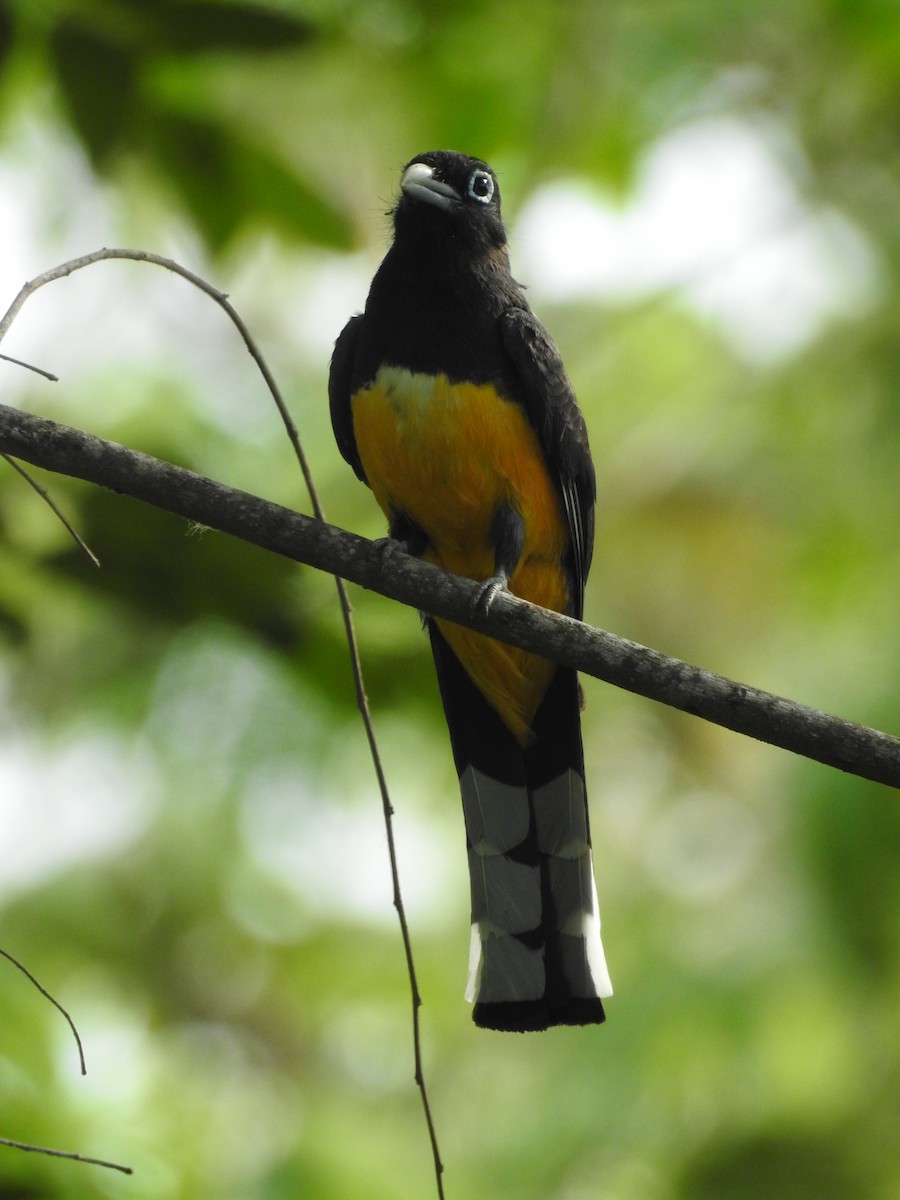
[329,151,612,1031]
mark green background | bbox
[1,1,898,1197]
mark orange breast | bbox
[352,366,569,743]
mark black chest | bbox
[353,239,524,397]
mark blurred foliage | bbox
[1,1,899,1199]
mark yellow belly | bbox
[352,366,569,743]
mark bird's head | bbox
[393,150,506,253]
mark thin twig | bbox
[0,340,97,565]
[0,1137,132,1175]
[337,601,445,1196]
[0,352,59,381]
[243,316,448,1196]
[0,948,87,1075]
[0,249,446,1199]
[2,453,100,567]
[203,251,448,1197]
[223,280,447,1198]
[0,951,121,1170]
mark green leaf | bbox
[0,1,14,70]
[151,109,354,250]
[152,110,244,247]
[236,136,356,249]
[684,1134,861,1200]
[153,0,314,54]
[49,19,139,167]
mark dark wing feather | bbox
[499,307,595,618]
[328,314,367,483]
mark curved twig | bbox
[0,250,445,1198]
[0,948,86,1075]
[0,950,134,1175]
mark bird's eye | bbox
[467,169,494,204]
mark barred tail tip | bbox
[461,763,611,1029]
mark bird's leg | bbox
[474,502,525,616]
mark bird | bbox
[329,150,612,1031]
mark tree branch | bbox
[2,401,898,789]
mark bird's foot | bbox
[370,535,410,581]
[473,571,508,617]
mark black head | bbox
[393,150,506,252]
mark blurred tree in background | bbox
[0,1,898,1197]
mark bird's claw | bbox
[473,572,508,617]
[371,535,409,580]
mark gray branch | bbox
[2,401,899,789]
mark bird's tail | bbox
[429,627,612,1032]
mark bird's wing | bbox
[499,307,595,617]
[328,314,367,483]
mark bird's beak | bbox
[400,162,458,211]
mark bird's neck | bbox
[359,239,517,385]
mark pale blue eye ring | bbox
[467,170,494,204]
